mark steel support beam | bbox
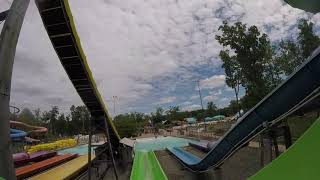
[0,0,29,179]
[103,117,119,180]
[0,10,9,21]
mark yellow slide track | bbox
[29,155,95,180]
[35,0,120,146]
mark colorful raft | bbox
[15,153,77,179]
[13,151,57,167]
[30,155,95,180]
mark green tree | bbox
[70,105,90,134]
[166,106,180,122]
[114,112,148,137]
[219,50,242,113]
[151,107,165,124]
[206,102,217,116]
[49,106,59,135]
[227,100,240,115]
[55,114,66,136]
[216,21,274,109]
[33,108,41,123]
[17,108,38,125]
[298,19,320,59]
[276,19,320,75]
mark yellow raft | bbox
[29,155,95,180]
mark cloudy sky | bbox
[1,0,320,116]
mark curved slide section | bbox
[10,121,47,137]
[130,151,168,180]
[168,47,320,171]
[35,0,120,147]
[249,118,320,180]
[10,129,27,141]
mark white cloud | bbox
[181,104,202,111]
[155,96,176,105]
[225,86,234,92]
[199,75,226,89]
[210,89,222,96]
[203,95,218,102]
[220,97,230,102]
[190,95,199,100]
[180,101,192,106]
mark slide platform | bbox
[130,151,167,180]
[168,47,320,171]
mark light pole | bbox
[196,80,206,132]
[197,80,204,110]
[112,96,118,117]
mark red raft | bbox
[15,153,78,180]
[13,151,57,167]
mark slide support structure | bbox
[103,117,119,180]
[87,116,118,180]
[0,0,29,179]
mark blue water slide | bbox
[168,147,201,165]
[167,47,320,172]
[188,142,210,153]
[10,129,27,141]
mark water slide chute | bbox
[35,0,121,148]
[10,129,27,141]
[10,121,47,138]
[285,0,320,13]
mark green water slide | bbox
[249,118,320,180]
[130,151,168,180]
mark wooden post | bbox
[271,132,280,157]
[283,126,292,149]
[214,167,222,180]
[259,135,264,167]
[0,0,29,179]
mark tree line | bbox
[10,105,91,137]
[114,102,231,137]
